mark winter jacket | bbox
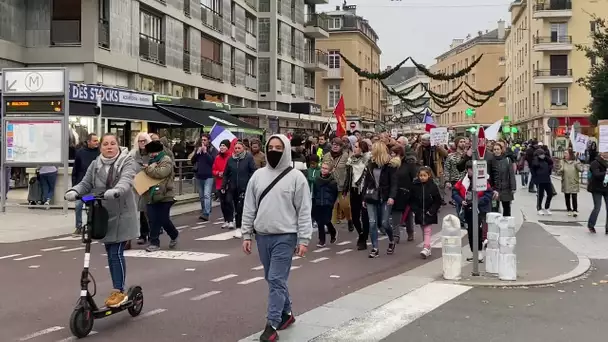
[192,147,217,180]
[71,146,100,185]
[409,178,442,226]
[143,154,175,203]
[393,154,418,211]
[557,159,582,193]
[312,174,338,207]
[530,149,553,184]
[444,151,466,183]
[252,151,266,169]
[223,153,257,193]
[305,166,320,195]
[211,152,231,190]
[588,156,608,193]
[362,157,401,203]
[322,150,350,191]
[452,175,493,214]
[488,154,517,202]
[415,144,448,178]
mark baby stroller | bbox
[27,173,43,206]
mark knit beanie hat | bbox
[220,139,232,148]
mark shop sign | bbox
[153,94,231,111]
[69,83,153,107]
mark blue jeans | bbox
[588,192,608,229]
[256,233,297,328]
[105,241,127,292]
[520,172,529,187]
[75,200,84,229]
[367,201,393,248]
[197,177,214,217]
[147,201,179,247]
[39,172,58,202]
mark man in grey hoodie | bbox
[241,134,313,342]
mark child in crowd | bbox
[410,166,442,259]
[305,154,320,195]
[312,162,338,247]
[452,161,493,262]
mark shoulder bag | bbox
[364,167,381,204]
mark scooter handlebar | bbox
[74,192,120,201]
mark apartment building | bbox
[315,3,381,132]
[505,0,603,143]
[430,21,507,135]
[386,68,431,135]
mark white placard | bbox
[573,133,589,154]
[3,70,65,93]
[600,125,608,152]
[5,120,63,163]
[472,160,488,191]
[430,127,448,146]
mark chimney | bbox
[466,33,471,40]
[335,5,340,10]
[478,30,483,36]
[450,38,464,49]
[497,19,506,39]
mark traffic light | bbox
[465,108,475,117]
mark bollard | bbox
[498,216,517,281]
[442,214,463,280]
[485,212,502,274]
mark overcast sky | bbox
[317,0,511,68]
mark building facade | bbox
[505,0,601,144]
[386,68,430,135]
[314,3,381,132]
[430,21,507,135]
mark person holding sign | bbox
[557,149,582,217]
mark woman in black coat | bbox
[390,146,418,242]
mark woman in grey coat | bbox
[488,143,517,216]
[130,132,152,244]
[65,133,139,309]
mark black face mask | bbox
[267,150,283,168]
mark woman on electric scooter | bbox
[65,133,139,308]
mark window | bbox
[291,65,296,83]
[551,23,567,42]
[471,73,476,85]
[551,88,568,106]
[328,17,342,29]
[52,0,82,44]
[139,10,164,64]
[246,56,255,75]
[201,35,221,62]
[98,0,110,48]
[590,20,597,33]
[246,13,255,35]
[183,25,190,51]
[230,1,235,24]
[328,50,340,68]
[202,0,221,13]
[328,84,340,107]
[140,10,162,40]
[277,60,282,80]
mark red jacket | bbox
[212,152,231,190]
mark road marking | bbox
[162,287,193,297]
[314,247,330,253]
[41,246,66,252]
[251,265,264,270]
[292,256,301,260]
[176,225,189,230]
[290,265,301,270]
[213,221,225,225]
[378,236,388,241]
[211,274,238,282]
[185,268,196,272]
[61,247,85,252]
[196,231,235,241]
[196,221,207,226]
[54,331,98,342]
[330,275,340,278]
[0,253,21,259]
[316,283,471,341]
[18,326,64,341]
[238,276,265,285]
[14,255,41,261]
[50,236,81,241]
[337,241,351,246]
[134,308,167,321]
[310,257,329,263]
[336,249,353,255]
[123,250,229,262]
[191,225,205,230]
[190,290,222,301]
[29,265,40,269]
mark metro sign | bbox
[477,126,486,159]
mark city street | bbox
[0,208,450,342]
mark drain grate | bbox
[538,220,582,227]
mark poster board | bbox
[4,120,63,164]
[133,171,163,195]
[599,120,608,152]
[573,133,589,154]
[430,127,448,146]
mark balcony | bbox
[322,67,344,79]
[139,33,166,65]
[304,0,328,5]
[183,51,191,72]
[246,32,257,50]
[201,57,223,81]
[201,5,222,32]
[304,86,315,100]
[304,13,329,38]
[533,35,573,51]
[245,0,257,11]
[51,19,81,45]
[246,74,257,90]
[533,0,572,19]
[98,19,109,48]
[304,49,329,72]
[533,69,573,84]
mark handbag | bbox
[364,168,380,203]
[88,200,109,240]
[253,167,293,234]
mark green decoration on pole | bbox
[511,127,518,133]
[465,108,475,117]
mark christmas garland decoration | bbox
[339,54,411,80]
[410,54,483,81]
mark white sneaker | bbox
[538,210,545,215]
[233,228,242,239]
[228,221,235,229]
[545,209,552,215]
[221,222,229,229]
[420,247,431,259]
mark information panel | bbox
[4,99,63,113]
[4,120,63,164]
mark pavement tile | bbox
[323,292,393,312]
[297,306,360,328]
[357,275,434,299]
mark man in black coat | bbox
[525,139,539,193]
[72,133,100,235]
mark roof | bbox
[436,29,504,61]
[383,67,418,86]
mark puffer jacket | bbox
[557,159,582,193]
[312,173,338,207]
[143,154,175,203]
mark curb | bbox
[448,255,591,287]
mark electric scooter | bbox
[68,194,144,338]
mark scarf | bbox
[347,152,370,190]
[233,150,247,160]
[148,151,166,199]
[100,150,121,189]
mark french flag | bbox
[423,109,436,132]
[209,124,238,151]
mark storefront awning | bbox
[70,102,181,125]
[157,105,263,134]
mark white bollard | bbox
[441,214,463,280]
[485,212,502,274]
[498,216,517,281]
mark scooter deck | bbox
[92,300,134,318]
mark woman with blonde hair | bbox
[129,132,152,244]
[362,142,400,258]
